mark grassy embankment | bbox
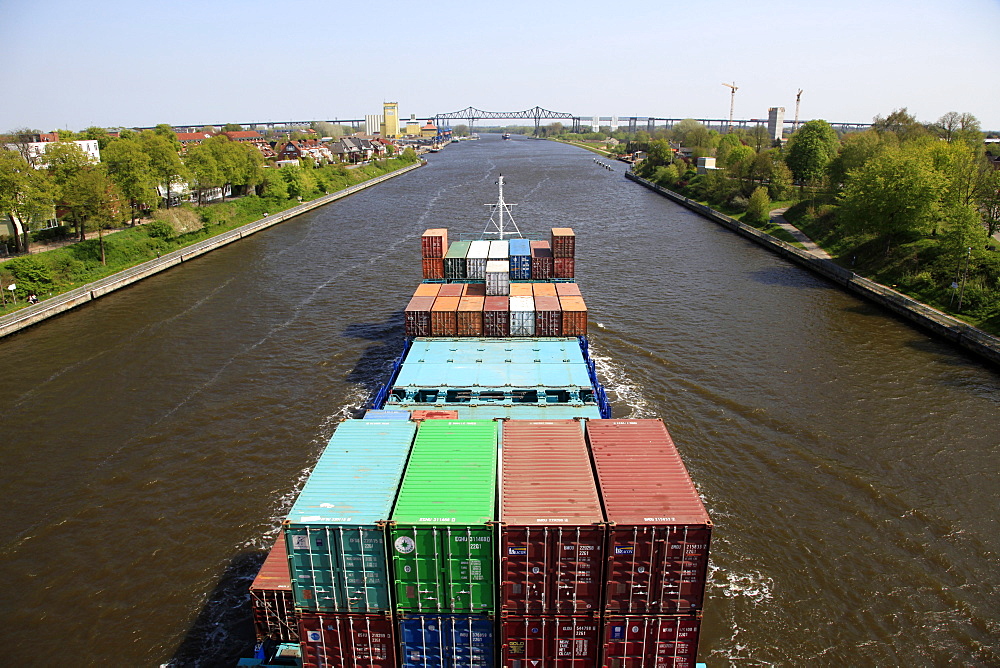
[0,156,419,314]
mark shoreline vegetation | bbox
[0,154,420,314]
[520,111,1000,338]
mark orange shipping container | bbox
[550,227,576,258]
[457,296,485,336]
[422,257,445,280]
[509,283,534,297]
[532,283,557,298]
[430,296,460,336]
[414,283,442,297]
[410,410,460,421]
[559,295,588,336]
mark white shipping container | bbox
[509,296,536,336]
[486,260,511,296]
[488,240,510,260]
[467,240,490,279]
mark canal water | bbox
[0,135,997,666]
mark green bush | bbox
[745,186,772,224]
[146,220,174,239]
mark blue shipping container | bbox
[284,420,417,613]
[399,614,495,667]
[508,239,532,279]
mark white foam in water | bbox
[708,561,774,605]
[590,347,653,418]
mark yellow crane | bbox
[722,82,738,132]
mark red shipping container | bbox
[531,242,553,280]
[250,531,298,643]
[299,613,397,668]
[410,410,460,421]
[431,296,460,336]
[484,296,510,337]
[405,296,435,337]
[437,283,464,297]
[554,257,575,279]
[463,283,487,296]
[501,420,605,615]
[422,257,445,280]
[502,616,601,666]
[587,420,711,615]
[551,227,576,258]
[555,282,582,297]
[421,228,449,258]
[601,614,702,668]
[560,296,588,337]
[534,295,563,337]
[457,296,485,336]
[414,283,441,297]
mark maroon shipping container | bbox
[463,283,487,296]
[457,296,485,336]
[555,282,582,297]
[534,295,563,337]
[587,420,711,615]
[437,283,465,297]
[299,613,397,668]
[421,228,449,258]
[430,296,460,336]
[501,420,605,614]
[531,242,553,280]
[601,615,702,668]
[554,257,576,279]
[250,531,298,643]
[404,296,435,337]
[484,296,510,337]
[551,227,576,258]
[422,257,445,280]
[502,616,601,666]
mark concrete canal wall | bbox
[0,161,424,339]
[626,171,1000,368]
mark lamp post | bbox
[957,246,972,311]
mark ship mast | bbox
[483,174,522,239]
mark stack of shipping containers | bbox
[421,229,448,280]
[285,419,417,668]
[500,420,604,666]
[587,419,711,668]
[390,420,498,666]
[246,226,708,667]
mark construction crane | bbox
[722,82,738,132]
[794,89,803,132]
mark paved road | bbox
[769,207,832,259]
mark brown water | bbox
[0,136,997,666]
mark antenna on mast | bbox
[483,174,522,239]
[794,89,803,132]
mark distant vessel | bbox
[502,132,511,140]
[470,133,480,140]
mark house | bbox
[175,132,215,147]
[3,138,101,168]
[274,139,335,165]
[223,130,276,159]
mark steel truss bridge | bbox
[433,107,583,134]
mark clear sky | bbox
[1,0,997,132]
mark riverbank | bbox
[626,170,1000,368]
[0,161,423,339]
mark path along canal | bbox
[0,135,996,666]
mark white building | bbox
[4,139,101,168]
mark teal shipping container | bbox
[390,420,498,613]
[284,419,417,613]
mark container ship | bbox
[241,178,711,667]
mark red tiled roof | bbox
[223,130,263,140]
[175,132,215,142]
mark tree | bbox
[745,186,772,224]
[935,112,982,148]
[828,130,896,188]
[872,108,929,143]
[768,160,793,200]
[60,166,127,264]
[453,124,470,137]
[81,126,113,150]
[785,120,839,185]
[839,144,943,254]
[3,127,44,167]
[44,141,96,239]
[184,141,223,206]
[102,138,156,223]
[222,123,242,132]
[137,130,187,207]
[724,144,756,194]
[0,149,52,253]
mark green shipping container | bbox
[390,420,498,614]
[284,419,417,613]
